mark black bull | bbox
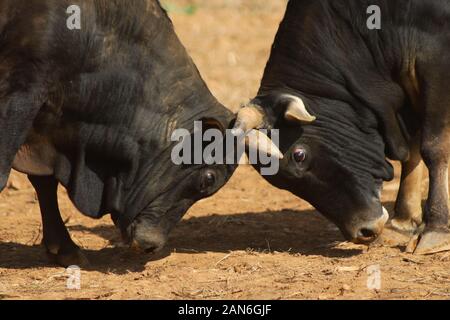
[0,0,237,266]
[234,0,450,254]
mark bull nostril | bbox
[359,228,376,239]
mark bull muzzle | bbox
[348,207,389,244]
[124,221,168,254]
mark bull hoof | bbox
[409,228,450,255]
[375,220,418,247]
[375,225,412,247]
[48,249,89,268]
[390,218,420,233]
[45,243,89,267]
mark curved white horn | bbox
[282,94,316,123]
[232,102,283,159]
[246,129,284,159]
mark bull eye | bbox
[293,148,307,163]
[205,171,216,185]
[200,170,216,191]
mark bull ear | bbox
[282,94,316,123]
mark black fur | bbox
[251,0,450,238]
[0,0,235,243]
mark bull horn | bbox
[231,103,283,159]
[231,104,265,136]
[283,94,316,123]
[246,129,284,159]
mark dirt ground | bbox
[1,0,450,300]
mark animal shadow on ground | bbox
[0,204,398,274]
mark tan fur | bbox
[393,135,424,231]
[401,56,421,113]
[12,136,56,176]
[236,104,265,131]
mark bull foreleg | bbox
[28,175,88,267]
[407,67,450,254]
[378,137,425,247]
[392,136,424,232]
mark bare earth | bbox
[1,0,450,300]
